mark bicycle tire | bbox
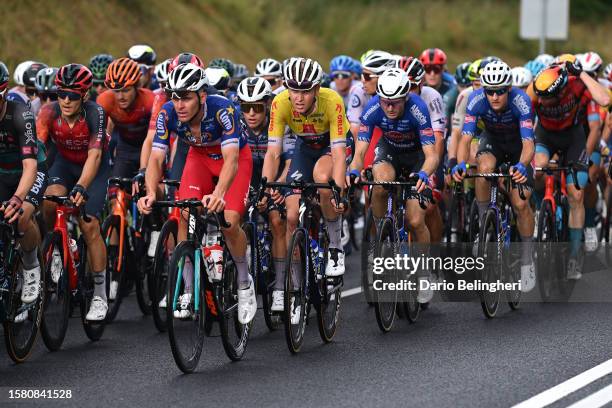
[373,217,397,332]
[101,215,128,322]
[284,228,307,354]
[151,219,177,333]
[537,200,555,302]
[316,227,341,343]
[79,237,106,341]
[478,209,501,318]
[361,209,376,306]
[135,228,153,316]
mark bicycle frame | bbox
[106,186,131,273]
[50,205,81,291]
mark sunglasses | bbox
[484,87,510,96]
[361,72,379,82]
[332,71,352,80]
[240,102,266,113]
[39,92,58,101]
[25,87,38,97]
[164,89,193,100]
[424,65,443,74]
[380,98,405,108]
[285,79,315,91]
[57,90,82,101]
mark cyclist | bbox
[511,67,533,91]
[21,62,48,117]
[138,63,257,325]
[205,67,239,105]
[237,76,295,311]
[89,54,114,100]
[7,61,35,106]
[231,63,249,89]
[127,44,157,89]
[534,53,555,68]
[262,57,349,299]
[418,48,457,101]
[37,64,110,321]
[443,62,471,130]
[528,61,610,277]
[329,55,361,108]
[35,67,59,107]
[0,62,47,307]
[254,58,284,94]
[452,60,536,291]
[525,60,546,78]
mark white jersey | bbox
[452,86,474,130]
[272,84,286,95]
[418,86,446,136]
[331,79,361,109]
[346,82,372,125]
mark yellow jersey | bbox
[268,87,349,150]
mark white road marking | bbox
[512,359,612,408]
[566,383,612,408]
[342,287,362,298]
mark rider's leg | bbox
[475,152,497,221]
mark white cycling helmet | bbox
[362,50,395,75]
[480,60,513,88]
[154,59,171,84]
[204,67,230,89]
[578,51,603,73]
[167,63,208,92]
[604,63,612,80]
[535,53,555,67]
[376,68,411,99]
[284,57,322,89]
[255,58,282,77]
[237,76,272,102]
[13,60,35,86]
[511,66,533,88]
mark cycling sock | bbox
[326,217,342,249]
[182,258,193,294]
[584,207,597,228]
[273,258,285,290]
[21,248,39,269]
[477,201,489,223]
[520,236,533,266]
[94,270,107,301]
[569,228,583,257]
[234,256,250,289]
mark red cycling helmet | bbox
[169,52,204,72]
[55,63,93,94]
[397,56,425,84]
[419,48,447,66]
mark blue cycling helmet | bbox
[351,57,362,76]
[329,55,354,74]
[524,60,546,77]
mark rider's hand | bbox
[132,168,146,196]
[511,162,528,184]
[202,193,226,213]
[451,161,467,183]
[565,60,583,76]
[346,169,361,188]
[1,195,24,224]
[138,193,156,215]
[330,196,346,215]
[69,184,88,207]
[270,188,285,205]
[413,170,430,193]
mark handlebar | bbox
[43,195,92,222]
[153,199,231,229]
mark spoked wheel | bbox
[135,229,153,316]
[361,209,376,306]
[478,209,501,318]
[467,199,480,246]
[399,242,420,323]
[252,226,281,332]
[78,238,106,341]
[537,200,556,302]
[316,230,341,343]
[151,219,177,332]
[445,190,465,243]
[41,232,70,351]
[4,246,45,363]
[505,210,521,310]
[373,218,397,332]
[284,228,307,353]
[218,250,251,361]
[166,241,204,374]
[102,215,128,322]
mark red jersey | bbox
[148,89,168,131]
[36,101,106,165]
[528,76,593,131]
[97,88,155,145]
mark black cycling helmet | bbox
[208,58,235,78]
[89,54,114,83]
[454,62,471,87]
[23,62,48,88]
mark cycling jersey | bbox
[358,94,435,152]
[527,76,593,131]
[463,88,534,142]
[419,86,446,135]
[37,100,106,165]
[6,88,41,118]
[438,72,457,97]
[242,117,295,163]
[96,88,155,146]
[148,89,168,132]
[0,101,40,174]
[152,94,246,159]
[268,87,349,150]
[331,80,362,109]
[452,87,474,130]
[346,82,372,126]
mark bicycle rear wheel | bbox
[135,229,153,316]
[374,218,397,332]
[537,200,556,302]
[79,238,106,341]
[284,228,307,354]
[101,215,128,322]
[166,241,204,373]
[4,246,45,363]
[478,209,501,318]
[445,190,465,243]
[40,232,70,351]
[151,219,177,333]
[400,241,420,323]
[317,229,341,343]
[361,209,376,306]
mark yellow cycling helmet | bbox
[360,49,375,64]
[467,59,482,81]
[556,53,576,64]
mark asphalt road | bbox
[2,243,612,408]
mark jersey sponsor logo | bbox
[421,128,434,137]
[467,91,485,111]
[24,120,35,145]
[464,114,476,123]
[302,123,316,134]
[351,95,361,108]
[410,104,428,126]
[156,111,168,140]
[290,169,303,181]
[363,103,379,120]
[512,94,531,115]
[218,109,235,134]
[335,103,343,114]
[292,110,301,119]
[520,119,533,129]
[337,114,344,135]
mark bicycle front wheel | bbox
[316,228,341,343]
[151,219,177,333]
[361,209,376,306]
[478,209,501,318]
[166,241,204,373]
[79,238,106,341]
[373,217,397,333]
[284,228,307,354]
[101,215,128,322]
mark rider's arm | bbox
[421,144,439,176]
[411,97,438,176]
[427,88,447,162]
[15,158,37,201]
[580,72,611,107]
[13,106,39,200]
[350,99,379,172]
[447,90,469,161]
[263,96,286,181]
[328,96,349,190]
[76,103,107,189]
[585,101,602,157]
[213,104,243,198]
[514,89,536,166]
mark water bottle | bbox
[69,238,79,263]
[204,223,221,247]
[556,206,563,232]
[203,244,224,282]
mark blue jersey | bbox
[439,72,457,97]
[358,94,435,152]
[462,88,534,142]
[152,94,246,160]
